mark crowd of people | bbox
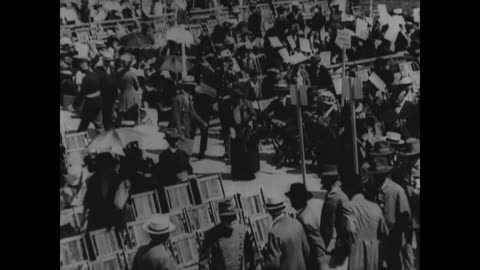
[61,1,420,269]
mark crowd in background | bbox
[61,1,420,269]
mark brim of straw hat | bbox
[142,221,176,235]
[266,202,286,212]
[367,166,393,175]
[369,148,395,156]
[397,150,420,157]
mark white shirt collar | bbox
[169,147,178,153]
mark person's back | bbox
[132,242,178,270]
[265,215,310,270]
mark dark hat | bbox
[398,138,420,157]
[319,164,339,177]
[165,128,182,141]
[369,141,395,157]
[218,198,239,216]
[285,183,313,200]
[366,156,393,175]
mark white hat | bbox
[385,131,405,145]
[265,196,286,212]
[393,8,403,15]
[101,51,114,61]
[292,1,300,7]
[65,165,82,186]
[142,214,176,235]
[396,77,413,86]
[60,37,73,46]
[220,49,233,58]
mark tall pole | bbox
[296,72,307,185]
[370,0,373,18]
[181,42,187,79]
[343,47,359,174]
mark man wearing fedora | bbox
[364,157,413,270]
[71,57,105,132]
[199,198,257,270]
[97,51,119,130]
[319,164,356,270]
[170,77,208,140]
[262,196,310,270]
[131,214,179,270]
[285,183,325,270]
[153,128,193,186]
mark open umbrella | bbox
[119,33,154,49]
[160,55,193,74]
[86,127,168,155]
[165,25,195,77]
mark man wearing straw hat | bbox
[199,198,257,270]
[131,214,179,270]
[262,195,310,270]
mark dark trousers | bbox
[102,101,115,130]
[191,120,209,155]
[78,97,103,132]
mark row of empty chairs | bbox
[61,173,282,269]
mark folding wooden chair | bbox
[123,247,138,270]
[73,205,87,232]
[168,233,200,268]
[125,220,151,249]
[88,228,122,258]
[247,214,273,251]
[89,253,124,270]
[209,195,243,225]
[65,132,89,153]
[131,190,162,221]
[194,174,226,203]
[185,203,216,233]
[164,182,195,212]
[168,209,191,238]
[61,208,79,230]
[238,189,267,219]
[60,235,90,269]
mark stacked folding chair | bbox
[88,228,125,270]
[60,234,90,270]
[164,182,196,212]
[130,190,162,221]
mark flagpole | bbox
[343,47,359,174]
[295,72,307,185]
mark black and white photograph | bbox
[60,0,420,269]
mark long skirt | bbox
[231,137,259,181]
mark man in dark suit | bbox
[262,196,310,270]
[287,2,305,33]
[153,129,193,186]
[131,215,179,270]
[192,86,216,159]
[319,164,356,270]
[285,183,325,270]
[97,52,118,130]
[248,2,263,38]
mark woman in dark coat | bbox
[227,85,259,180]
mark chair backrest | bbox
[73,206,87,231]
[239,190,266,218]
[61,208,78,230]
[123,248,138,269]
[168,234,200,267]
[247,214,273,251]
[126,221,151,249]
[131,190,161,221]
[164,182,195,212]
[168,209,191,238]
[89,228,121,258]
[209,196,243,225]
[60,235,90,268]
[195,174,225,203]
[89,253,123,270]
[185,203,216,233]
[65,132,89,152]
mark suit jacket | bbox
[170,91,205,139]
[262,214,310,270]
[153,148,193,187]
[297,198,326,270]
[320,187,356,251]
[199,223,256,270]
[287,12,305,31]
[131,242,178,270]
[349,194,389,270]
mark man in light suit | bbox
[285,183,325,270]
[262,196,310,270]
[131,215,179,270]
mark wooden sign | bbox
[335,29,352,49]
[290,85,308,106]
[355,18,369,41]
[268,36,283,48]
[319,51,331,67]
[299,38,312,53]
